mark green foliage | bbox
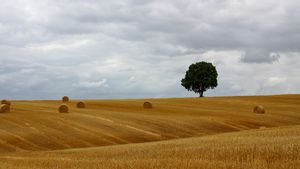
[181,61,218,97]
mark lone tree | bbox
[181,61,218,97]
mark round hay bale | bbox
[58,104,69,113]
[1,100,11,106]
[143,102,153,109]
[0,104,10,113]
[62,96,69,102]
[253,105,265,114]
[77,101,85,108]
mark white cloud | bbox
[0,0,300,99]
[264,77,287,87]
[73,79,109,88]
[27,39,91,51]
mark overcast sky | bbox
[0,0,300,100]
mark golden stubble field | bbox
[0,95,299,169]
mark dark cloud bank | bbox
[0,0,300,99]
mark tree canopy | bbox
[181,61,218,97]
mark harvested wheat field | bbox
[1,125,298,169]
[0,95,299,168]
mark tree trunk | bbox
[199,91,204,97]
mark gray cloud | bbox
[241,49,280,63]
[0,0,300,99]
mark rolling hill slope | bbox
[0,95,299,153]
[0,125,299,169]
